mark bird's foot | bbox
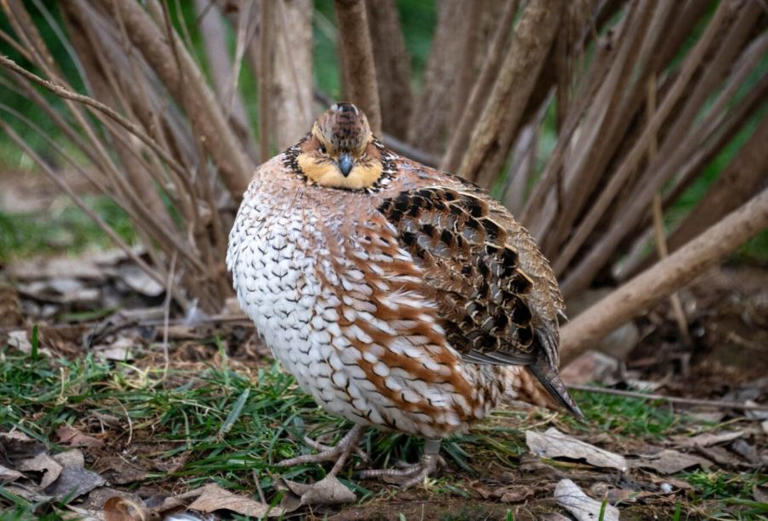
[278,424,365,476]
[356,439,442,489]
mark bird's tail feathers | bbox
[529,355,584,419]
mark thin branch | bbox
[647,75,691,346]
[333,0,381,135]
[258,0,272,160]
[0,54,188,179]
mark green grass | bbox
[565,389,681,438]
[2,343,766,520]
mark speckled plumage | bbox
[227,103,581,484]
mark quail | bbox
[227,103,582,487]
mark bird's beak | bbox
[338,153,354,177]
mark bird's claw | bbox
[356,453,443,489]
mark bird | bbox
[226,102,582,488]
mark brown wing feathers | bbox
[378,187,584,418]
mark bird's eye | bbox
[319,144,327,154]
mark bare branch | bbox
[333,0,381,135]
[98,0,252,199]
[364,0,412,139]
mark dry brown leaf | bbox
[695,445,745,467]
[103,496,148,521]
[95,456,148,485]
[56,426,104,448]
[560,350,619,386]
[0,464,23,483]
[2,484,52,503]
[731,439,761,465]
[44,465,106,500]
[187,483,282,517]
[630,449,711,474]
[498,485,535,503]
[118,265,164,297]
[53,449,85,468]
[540,514,571,521]
[554,479,619,521]
[18,278,99,304]
[7,330,33,355]
[0,431,46,465]
[674,430,744,448]
[283,475,357,506]
[18,452,63,489]
[526,427,628,472]
[7,255,105,282]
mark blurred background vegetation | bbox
[0,0,766,274]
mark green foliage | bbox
[565,389,680,438]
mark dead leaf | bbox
[187,483,281,517]
[526,428,628,472]
[282,475,356,506]
[56,426,104,448]
[53,449,85,468]
[540,515,571,521]
[590,482,653,504]
[104,496,148,521]
[745,400,768,421]
[731,439,760,465]
[8,255,104,282]
[18,452,63,489]
[118,265,164,297]
[18,278,99,304]
[695,445,745,467]
[44,465,106,501]
[687,410,726,423]
[630,449,712,474]
[554,479,619,521]
[498,485,534,503]
[0,464,23,483]
[674,430,744,448]
[0,431,46,465]
[2,483,53,503]
[7,330,33,354]
[164,513,213,521]
[94,456,148,485]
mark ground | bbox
[0,172,766,521]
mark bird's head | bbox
[293,103,387,190]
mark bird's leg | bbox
[356,439,442,489]
[278,424,365,476]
